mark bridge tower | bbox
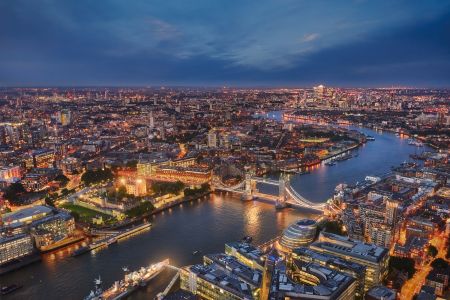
[242,171,254,201]
[276,173,288,209]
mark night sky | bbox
[1,0,450,87]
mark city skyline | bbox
[1,1,450,87]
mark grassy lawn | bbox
[61,203,112,223]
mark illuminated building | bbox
[310,232,389,292]
[314,84,325,100]
[207,129,217,148]
[225,242,265,271]
[2,205,53,228]
[118,177,147,197]
[137,158,170,177]
[278,219,317,251]
[60,157,81,175]
[369,224,393,248]
[74,193,139,214]
[27,149,55,169]
[152,166,212,185]
[264,248,357,300]
[365,286,396,300]
[180,263,257,300]
[384,198,400,226]
[292,247,366,299]
[393,236,428,266]
[0,234,34,265]
[425,269,448,297]
[203,253,262,292]
[170,156,196,168]
[405,217,436,239]
[0,165,21,183]
[30,212,76,251]
[60,109,72,126]
[148,110,155,128]
[22,173,49,191]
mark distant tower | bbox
[149,111,155,128]
[207,129,217,148]
[313,84,325,100]
[159,127,165,140]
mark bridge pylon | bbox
[242,171,254,201]
[275,173,288,209]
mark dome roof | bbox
[280,219,317,250]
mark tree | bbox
[3,182,26,203]
[318,220,346,236]
[389,256,416,279]
[125,160,138,169]
[430,258,449,269]
[45,196,55,207]
[81,168,113,185]
[427,245,438,258]
[117,186,127,199]
[151,181,185,196]
[55,174,69,186]
[70,211,80,222]
[125,201,154,218]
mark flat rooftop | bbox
[3,205,53,223]
[204,253,262,287]
[313,232,388,263]
[225,242,264,263]
[185,263,255,299]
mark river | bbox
[1,120,431,300]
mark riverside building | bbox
[310,232,389,293]
[0,234,34,265]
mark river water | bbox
[1,119,431,300]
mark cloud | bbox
[0,0,449,86]
[302,33,320,43]
[145,18,181,41]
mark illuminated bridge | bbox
[212,172,328,212]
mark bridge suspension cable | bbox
[285,183,326,210]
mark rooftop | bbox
[293,247,366,274]
[366,285,396,300]
[225,242,264,263]
[271,260,355,299]
[3,205,53,224]
[313,232,388,263]
[184,263,254,299]
[204,253,262,287]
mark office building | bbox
[310,232,389,292]
[31,212,76,251]
[0,234,34,265]
[292,247,366,299]
[0,165,22,183]
[180,263,257,300]
[225,242,265,271]
[365,286,396,300]
[278,219,317,251]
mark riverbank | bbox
[0,253,41,276]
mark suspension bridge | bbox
[212,172,328,212]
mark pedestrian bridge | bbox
[212,173,327,212]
